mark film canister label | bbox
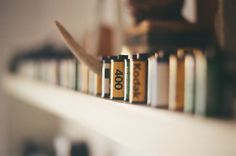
[110,61,125,100]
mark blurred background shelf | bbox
[2,74,236,155]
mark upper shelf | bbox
[3,74,236,156]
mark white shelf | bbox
[3,74,236,156]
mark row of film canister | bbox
[102,49,225,117]
[15,46,227,117]
[14,46,102,94]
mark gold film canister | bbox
[129,53,148,104]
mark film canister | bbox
[169,49,185,111]
[149,50,169,108]
[184,49,195,113]
[129,53,148,104]
[101,56,111,98]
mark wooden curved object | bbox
[55,21,102,75]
